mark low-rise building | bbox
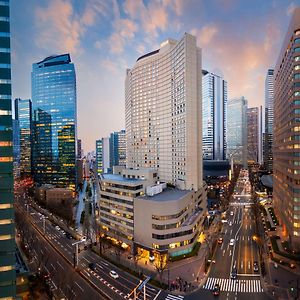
[98,168,207,260]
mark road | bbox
[187,169,273,300]
[15,189,181,300]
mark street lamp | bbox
[72,239,85,268]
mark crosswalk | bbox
[203,277,263,293]
[165,294,184,300]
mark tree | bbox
[154,254,167,286]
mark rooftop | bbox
[138,187,190,202]
[101,173,144,184]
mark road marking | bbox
[241,261,243,269]
[223,250,225,256]
[57,261,64,270]
[245,224,248,230]
[75,282,84,292]
[250,224,252,230]
[229,250,232,256]
[242,236,244,241]
[204,278,263,293]
[165,294,184,300]
[237,273,260,277]
[248,261,251,269]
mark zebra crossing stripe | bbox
[203,277,263,293]
[166,294,184,300]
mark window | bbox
[0,157,12,162]
[295,56,300,62]
[295,47,300,53]
[0,235,13,241]
[295,74,300,79]
[0,204,12,209]
[295,65,300,71]
[295,38,300,44]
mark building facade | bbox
[202,70,227,160]
[227,97,248,167]
[125,33,203,191]
[96,137,110,175]
[109,129,126,169]
[264,69,274,171]
[14,98,32,177]
[77,138,82,158]
[31,54,77,190]
[99,168,207,259]
[0,0,16,297]
[247,107,262,165]
[12,119,20,179]
[273,8,300,250]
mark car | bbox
[149,255,155,262]
[81,236,87,242]
[229,221,232,226]
[221,219,228,223]
[109,270,119,279]
[253,261,259,272]
[55,226,60,231]
[230,211,234,216]
[231,268,237,279]
[88,262,96,270]
[289,263,296,269]
[213,283,220,296]
[229,239,235,246]
[217,237,223,244]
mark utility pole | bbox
[72,240,84,268]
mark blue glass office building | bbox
[202,70,227,160]
[32,54,77,190]
[0,0,15,298]
[109,130,126,169]
[14,98,32,177]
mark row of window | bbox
[152,205,189,220]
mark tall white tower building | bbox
[125,33,203,191]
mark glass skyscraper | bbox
[96,137,110,175]
[109,130,126,169]
[14,98,32,178]
[0,0,15,298]
[227,97,248,167]
[31,54,77,190]
[202,70,227,160]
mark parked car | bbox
[217,237,223,244]
[229,239,235,246]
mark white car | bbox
[230,211,234,216]
[109,270,119,279]
[229,239,235,246]
[149,255,155,262]
[81,236,87,242]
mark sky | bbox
[11,0,300,152]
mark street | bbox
[15,189,181,300]
[187,169,273,300]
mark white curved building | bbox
[125,33,203,191]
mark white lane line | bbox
[57,261,64,270]
[75,282,84,292]
[153,290,162,300]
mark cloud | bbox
[287,1,296,16]
[35,0,110,55]
[123,0,178,38]
[191,19,280,106]
[35,0,82,54]
[107,18,137,54]
[191,24,218,46]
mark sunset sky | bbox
[11,0,300,152]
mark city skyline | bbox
[11,0,300,151]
